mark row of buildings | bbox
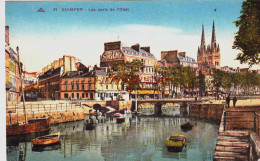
[4,22,223,103]
[6,21,257,103]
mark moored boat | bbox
[6,117,51,136]
[116,117,125,123]
[32,132,60,146]
[114,113,121,117]
[166,134,186,152]
[181,122,193,131]
[85,123,95,130]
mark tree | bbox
[233,0,260,66]
[212,68,225,97]
[198,71,206,97]
[231,72,242,94]
[186,68,198,97]
[110,59,144,91]
[156,66,170,99]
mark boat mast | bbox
[17,46,27,123]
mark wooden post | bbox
[224,111,226,131]
[9,112,12,125]
[17,46,27,123]
[254,112,256,131]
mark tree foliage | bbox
[233,0,260,66]
[110,59,144,90]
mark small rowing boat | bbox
[32,132,60,146]
[116,117,125,123]
[181,122,193,131]
[166,134,186,152]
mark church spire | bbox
[211,20,216,49]
[200,24,206,51]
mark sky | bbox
[5,0,260,72]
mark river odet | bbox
[7,116,219,161]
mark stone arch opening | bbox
[154,102,162,116]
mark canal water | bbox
[7,116,219,161]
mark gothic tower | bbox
[197,21,221,71]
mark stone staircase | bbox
[214,130,250,161]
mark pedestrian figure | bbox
[226,94,230,107]
[233,95,237,107]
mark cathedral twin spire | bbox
[199,21,219,54]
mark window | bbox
[72,93,74,98]
[106,85,108,89]
[65,81,68,91]
[64,93,68,98]
[89,83,91,90]
[90,93,93,100]
[71,81,74,90]
[76,81,79,90]
[86,93,89,98]
[82,93,84,98]
[82,84,84,90]
[77,93,79,99]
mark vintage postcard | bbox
[4,0,260,161]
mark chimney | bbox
[54,60,59,69]
[104,41,121,51]
[47,64,51,71]
[70,56,76,71]
[51,62,54,69]
[131,43,140,52]
[5,26,9,43]
[59,58,64,67]
[179,52,186,57]
[140,46,150,53]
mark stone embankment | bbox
[6,100,132,126]
[189,102,225,122]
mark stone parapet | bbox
[189,103,225,122]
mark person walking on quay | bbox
[233,95,237,107]
[226,94,230,107]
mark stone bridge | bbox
[133,99,202,116]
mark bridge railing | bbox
[6,102,81,114]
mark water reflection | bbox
[7,116,218,161]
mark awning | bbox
[131,90,169,95]
[24,84,39,91]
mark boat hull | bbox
[116,117,125,123]
[166,146,184,152]
[32,136,60,146]
[85,123,95,130]
[166,134,186,152]
[6,118,51,136]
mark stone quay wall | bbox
[6,108,85,125]
[189,103,225,122]
[6,100,132,126]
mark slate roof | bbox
[95,70,108,76]
[177,54,197,64]
[39,67,62,80]
[62,71,95,78]
[122,47,156,59]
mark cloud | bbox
[9,24,257,72]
